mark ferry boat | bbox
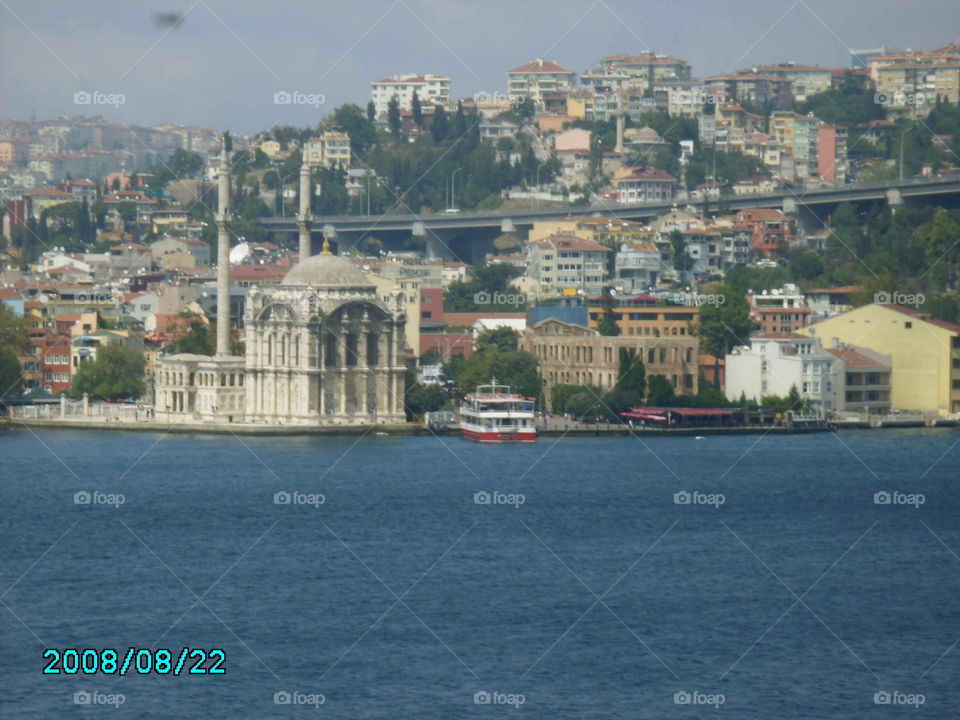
[459,379,537,443]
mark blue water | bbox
[1,427,958,718]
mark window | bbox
[905,322,912,329]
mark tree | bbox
[0,346,23,401]
[646,375,675,405]
[366,100,376,122]
[431,105,449,143]
[445,348,541,401]
[617,348,646,404]
[411,90,423,128]
[597,301,620,336]
[387,95,401,138]
[333,104,377,156]
[166,320,214,355]
[404,369,447,418]
[475,327,519,353]
[0,302,29,353]
[70,344,145,400]
[697,285,753,358]
[670,230,694,272]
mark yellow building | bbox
[802,303,960,414]
[527,218,596,245]
[358,263,421,356]
[588,304,699,338]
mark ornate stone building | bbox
[242,249,407,424]
[153,132,408,427]
[520,318,699,410]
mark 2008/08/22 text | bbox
[43,648,226,675]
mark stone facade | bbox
[154,252,408,426]
[520,318,699,409]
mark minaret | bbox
[215,133,232,356]
[614,87,625,155]
[298,160,312,260]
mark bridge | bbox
[260,175,960,262]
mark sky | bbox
[1,0,958,135]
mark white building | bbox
[725,332,837,415]
[507,58,576,105]
[527,233,610,299]
[614,241,661,292]
[370,74,451,118]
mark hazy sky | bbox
[2,0,958,135]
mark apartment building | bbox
[302,131,351,168]
[615,168,676,204]
[802,303,960,414]
[741,63,833,102]
[507,59,576,104]
[725,332,837,415]
[527,233,610,299]
[370,74,451,117]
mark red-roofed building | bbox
[232,264,288,286]
[614,168,676,204]
[736,208,794,256]
[507,58,576,104]
[528,233,611,298]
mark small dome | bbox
[282,253,372,288]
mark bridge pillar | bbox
[501,218,515,233]
[886,188,904,213]
[782,197,797,215]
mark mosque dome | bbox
[282,252,372,288]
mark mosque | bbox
[153,136,408,426]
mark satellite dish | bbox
[229,242,251,264]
